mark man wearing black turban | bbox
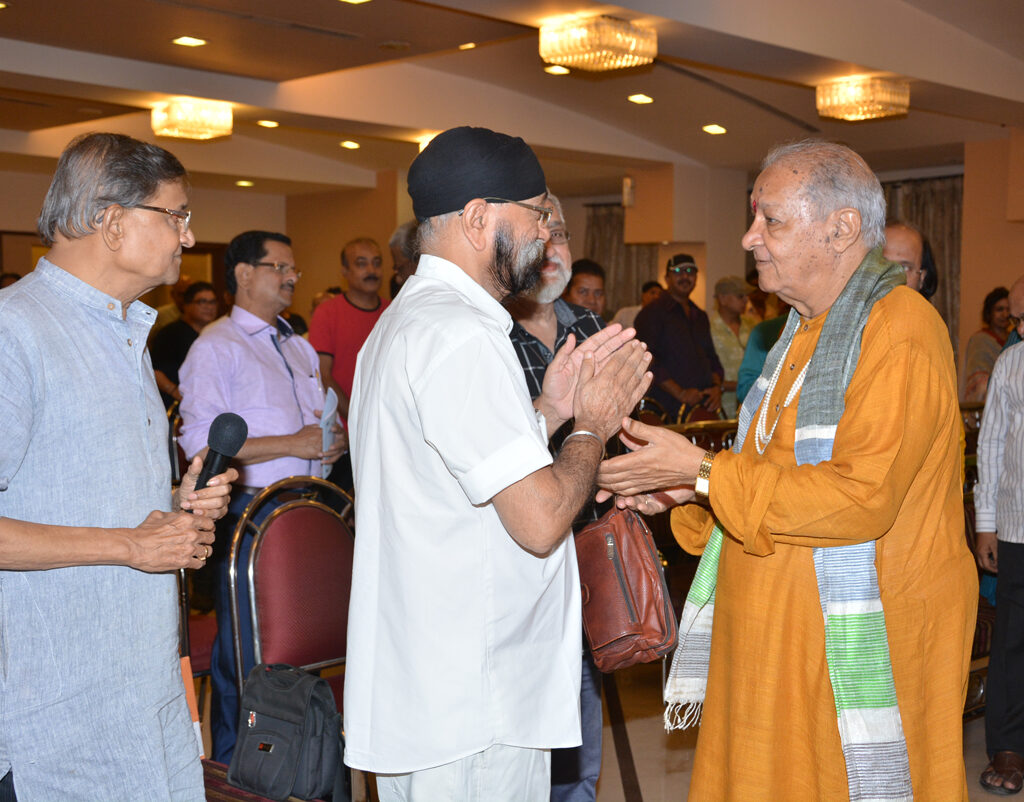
[343,127,652,800]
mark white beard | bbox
[530,263,571,304]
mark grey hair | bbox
[388,220,419,260]
[37,133,188,247]
[544,189,564,223]
[415,210,459,255]
[762,140,885,249]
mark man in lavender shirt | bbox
[179,230,347,763]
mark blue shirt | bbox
[0,257,202,800]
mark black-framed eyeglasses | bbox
[252,261,302,278]
[668,265,697,275]
[459,197,552,226]
[133,204,191,233]
[548,229,571,245]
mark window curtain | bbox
[583,203,659,317]
[882,175,962,354]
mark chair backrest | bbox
[251,501,353,668]
[677,404,727,425]
[667,419,739,452]
[228,477,355,699]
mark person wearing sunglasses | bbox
[634,253,724,421]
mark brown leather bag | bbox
[574,507,677,672]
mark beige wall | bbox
[0,171,54,235]
[285,170,399,319]
[961,137,1024,369]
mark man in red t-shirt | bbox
[310,237,390,422]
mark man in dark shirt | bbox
[506,192,605,802]
[634,253,723,421]
[151,280,217,407]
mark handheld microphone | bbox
[194,412,248,492]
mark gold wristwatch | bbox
[695,449,715,501]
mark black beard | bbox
[490,220,544,300]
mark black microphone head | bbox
[208,412,248,457]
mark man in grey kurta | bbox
[0,133,235,801]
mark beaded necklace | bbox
[754,338,810,455]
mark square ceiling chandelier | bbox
[539,16,657,72]
[151,97,233,140]
[815,77,910,121]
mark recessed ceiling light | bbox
[173,36,206,47]
[458,42,476,51]
[337,0,371,4]
[257,120,279,128]
[702,123,727,135]
[544,65,570,75]
[0,4,9,10]
[628,93,654,105]
[340,140,360,150]
[235,180,254,187]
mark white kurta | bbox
[344,255,582,773]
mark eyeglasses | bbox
[133,204,191,234]
[548,229,571,245]
[252,261,302,278]
[668,265,697,275]
[480,198,553,226]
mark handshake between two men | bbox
[525,321,707,530]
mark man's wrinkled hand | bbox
[177,455,238,521]
[539,325,640,427]
[597,417,704,497]
[594,487,694,516]
[572,341,652,443]
[127,510,215,573]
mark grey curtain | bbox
[882,175,962,354]
[583,203,659,316]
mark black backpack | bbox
[227,663,348,801]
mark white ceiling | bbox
[0,0,1020,196]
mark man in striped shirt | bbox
[975,275,1024,794]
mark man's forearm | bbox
[492,435,604,556]
[0,517,133,570]
[235,434,303,465]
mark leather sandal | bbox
[981,751,1024,795]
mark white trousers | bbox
[376,744,551,802]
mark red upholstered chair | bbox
[228,477,355,713]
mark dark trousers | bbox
[986,540,1024,756]
[209,490,283,765]
[0,771,15,802]
[550,648,603,802]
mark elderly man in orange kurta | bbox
[598,140,977,801]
